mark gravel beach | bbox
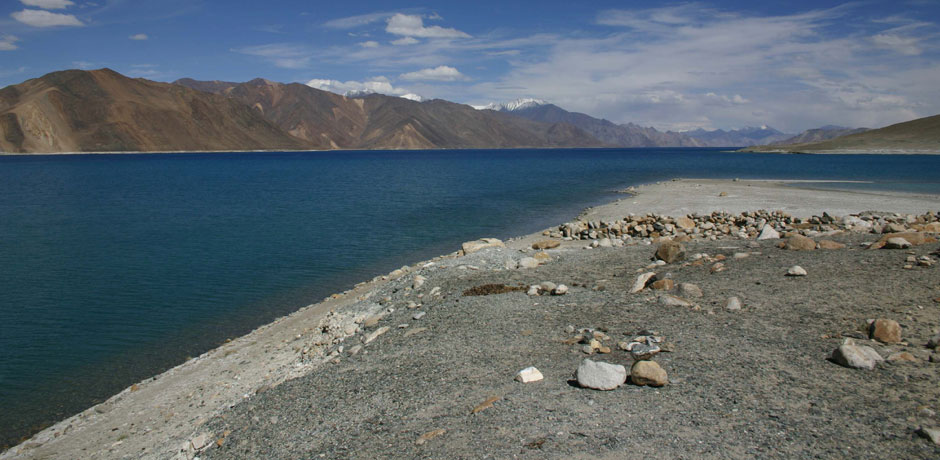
[4,179,940,460]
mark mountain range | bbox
[741,116,939,153]
[1,68,931,154]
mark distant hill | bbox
[741,114,940,154]
[482,99,704,147]
[0,69,307,153]
[683,126,792,147]
[0,69,607,154]
[176,79,607,151]
[769,126,869,146]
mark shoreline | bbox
[4,178,940,459]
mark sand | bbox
[3,179,939,459]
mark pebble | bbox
[412,311,426,320]
[870,318,902,344]
[650,279,674,290]
[786,265,807,276]
[576,358,627,390]
[733,252,749,259]
[413,275,426,290]
[540,281,557,292]
[191,434,210,451]
[552,284,569,295]
[630,360,668,387]
[726,296,743,311]
[515,366,544,383]
[415,428,446,445]
[887,352,917,362]
[926,333,940,349]
[527,285,541,296]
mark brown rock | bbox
[869,232,937,249]
[630,360,668,387]
[783,235,816,251]
[675,216,695,231]
[650,279,675,290]
[655,241,685,263]
[887,352,917,362]
[533,251,551,263]
[817,240,846,250]
[471,396,500,414]
[416,428,446,445]
[532,240,561,250]
[870,318,902,344]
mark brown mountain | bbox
[175,78,608,150]
[742,115,940,153]
[0,69,307,153]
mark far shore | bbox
[3,178,940,460]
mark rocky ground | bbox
[5,179,940,460]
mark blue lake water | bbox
[1,148,939,446]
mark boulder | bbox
[532,240,561,250]
[631,272,656,293]
[783,235,816,251]
[816,240,846,250]
[576,359,627,390]
[675,216,696,231]
[461,238,505,254]
[757,224,780,240]
[655,241,686,263]
[830,339,883,370]
[630,360,668,387]
[870,318,902,344]
[883,237,912,249]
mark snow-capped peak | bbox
[400,93,425,102]
[479,98,549,111]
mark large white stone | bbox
[757,224,780,240]
[830,340,883,370]
[631,272,656,293]
[515,367,544,383]
[461,238,505,254]
[576,359,627,390]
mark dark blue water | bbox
[1,148,939,446]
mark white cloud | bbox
[399,65,466,81]
[0,35,19,51]
[391,36,419,45]
[306,76,412,96]
[872,33,921,55]
[386,13,470,39]
[20,0,74,9]
[72,60,95,69]
[359,40,379,48]
[11,9,83,27]
[233,43,310,69]
[705,92,749,105]
[129,33,148,41]
[323,12,392,29]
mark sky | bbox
[1,0,939,133]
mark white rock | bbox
[412,311,426,320]
[786,265,807,276]
[526,285,541,296]
[659,294,692,307]
[757,224,780,240]
[631,272,656,293]
[519,257,540,269]
[576,359,627,390]
[726,296,742,311]
[678,283,703,298]
[598,238,613,248]
[539,281,557,292]
[552,284,569,295]
[364,326,390,344]
[830,340,883,370]
[918,426,940,445]
[515,366,544,383]
[190,434,210,451]
[461,238,505,254]
[413,275,426,290]
[884,237,912,249]
[733,252,749,259]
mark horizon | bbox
[1,0,938,132]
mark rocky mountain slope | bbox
[0,69,605,154]
[482,100,704,147]
[175,78,606,151]
[0,69,308,153]
[742,115,940,153]
[771,126,868,146]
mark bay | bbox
[1,148,938,446]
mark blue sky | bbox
[1,0,938,133]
